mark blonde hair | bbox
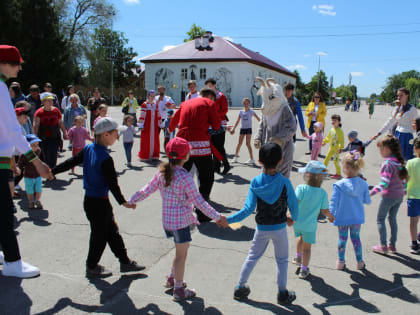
[342,152,365,172]
[303,173,325,187]
[242,97,251,105]
[98,104,108,111]
[123,114,133,125]
[69,93,80,103]
[73,115,84,123]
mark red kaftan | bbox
[138,102,161,160]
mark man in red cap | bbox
[0,45,52,278]
[169,88,221,222]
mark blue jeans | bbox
[123,142,133,163]
[238,228,288,291]
[377,196,403,246]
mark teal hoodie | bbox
[227,172,299,231]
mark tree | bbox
[306,70,329,102]
[405,77,420,105]
[334,85,357,100]
[379,70,420,103]
[293,70,309,104]
[0,0,77,91]
[184,23,206,42]
[369,93,377,100]
[85,27,138,88]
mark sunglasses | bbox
[314,96,320,99]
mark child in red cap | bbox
[129,137,227,301]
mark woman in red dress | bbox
[138,90,162,161]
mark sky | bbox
[110,0,420,97]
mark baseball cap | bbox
[25,134,41,144]
[94,117,127,135]
[314,122,323,129]
[15,107,30,116]
[0,45,24,63]
[298,160,328,174]
[348,130,358,139]
[165,137,191,160]
[40,92,55,101]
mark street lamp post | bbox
[317,54,321,92]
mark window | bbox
[200,68,206,80]
[181,68,188,79]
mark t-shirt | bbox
[34,107,62,138]
[68,126,91,149]
[406,157,420,199]
[239,110,255,129]
[294,184,329,232]
[312,105,319,121]
[155,95,175,120]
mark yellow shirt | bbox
[305,102,327,129]
[406,157,420,199]
[322,127,344,150]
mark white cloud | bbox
[163,45,176,51]
[350,71,364,77]
[287,64,307,70]
[304,54,311,58]
[123,0,140,4]
[376,68,386,75]
[317,51,328,56]
[312,4,336,16]
[223,36,234,42]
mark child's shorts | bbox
[407,199,420,217]
[240,128,252,135]
[165,226,192,243]
[294,228,316,244]
[24,176,42,194]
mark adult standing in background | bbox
[205,78,231,174]
[33,92,68,168]
[43,82,59,109]
[25,84,42,121]
[284,83,307,141]
[63,94,87,131]
[87,87,106,133]
[372,88,418,160]
[121,90,139,125]
[61,85,75,113]
[305,92,327,154]
[9,82,25,105]
[186,80,199,100]
[155,86,175,122]
[368,99,375,119]
[169,88,221,222]
[0,45,51,278]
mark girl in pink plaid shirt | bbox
[129,137,227,301]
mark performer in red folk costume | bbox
[138,90,162,161]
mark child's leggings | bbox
[311,146,321,161]
[324,148,341,175]
[337,224,362,262]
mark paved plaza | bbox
[0,104,419,315]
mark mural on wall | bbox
[189,65,198,80]
[214,67,233,106]
[155,68,175,98]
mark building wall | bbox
[144,61,295,107]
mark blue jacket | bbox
[63,104,87,130]
[288,96,306,133]
[227,172,299,230]
[330,177,371,226]
[83,143,110,198]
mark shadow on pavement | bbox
[35,274,148,314]
[43,177,80,191]
[0,277,32,315]
[163,289,223,315]
[214,173,250,185]
[240,298,311,314]
[207,199,237,214]
[380,252,420,271]
[15,195,51,227]
[308,274,380,313]
[198,222,255,242]
[347,269,420,304]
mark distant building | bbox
[141,32,297,107]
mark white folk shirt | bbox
[378,105,418,134]
[155,95,175,120]
[186,92,199,100]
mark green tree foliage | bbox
[379,70,420,103]
[369,93,377,100]
[334,84,358,100]
[184,23,206,42]
[405,77,420,105]
[85,27,138,88]
[0,0,77,91]
[293,70,309,104]
[306,70,329,102]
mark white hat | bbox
[94,117,127,135]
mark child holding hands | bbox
[129,137,226,301]
[330,151,371,270]
[305,122,323,161]
[67,116,93,174]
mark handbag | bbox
[122,105,129,114]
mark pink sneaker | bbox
[357,261,366,270]
[173,287,196,301]
[372,245,388,254]
[336,260,346,270]
[388,245,397,254]
[164,276,187,288]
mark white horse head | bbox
[255,77,288,117]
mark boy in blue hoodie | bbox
[223,142,298,305]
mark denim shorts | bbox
[165,226,192,243]
[24,176,42,194]
[240,128,252,135]
[407,199,420,217]
[294,228,316,244]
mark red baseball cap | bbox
[165,137,192,160]
[15,107,29,116]
[0,45,24,63]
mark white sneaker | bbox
[0,251,4,265]
[231,156,238,163]
[245,159,255,164]
[2,259,40,278]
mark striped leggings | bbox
[337,224,362,262]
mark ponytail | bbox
[159,159,182,187]
[377,135,409,181]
